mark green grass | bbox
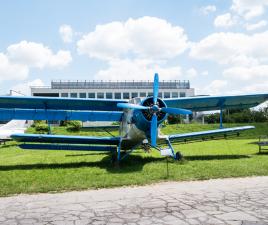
[0,123,268,197]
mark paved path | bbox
[0,177,267,225]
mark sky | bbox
[0,0,268,96]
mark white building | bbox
[31,80,195,99]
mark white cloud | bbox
[77,16,188,61]
[201,70,209,76]
[0,41,72,82]
[242,81,268,93]
[0,53,28,81]
[11,79,44,96]
[94,59,182,80]
[198,79,228,95]
[245,20,267,31]
[59,24,73,43]
[126,17,188,59]
[190,31,268,66]
[214,13,236,28]
[224,68,268,95]
[190,30,268,89]
[213,1,268,31]
[7,41,72,68]
[77,21,131,60]
[223,65,268,81]
[231,0,268,20]
[185,68,197,78]
[200,5,216,15]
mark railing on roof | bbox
[50,80,190,89]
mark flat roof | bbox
[50,80,191,89]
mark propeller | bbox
[117,103,149,110]
[153,73,159,105]
[161,107,192,115]
[151,113,158,147]
[117,73,192,147]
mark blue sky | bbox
[0,0,268,95]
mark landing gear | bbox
[111,139,141,167]
[142,139,151,152]
[111,152,120,168]
[111,152,117,165]
[175,151,183,160]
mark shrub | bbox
[167,115,181,124]
[35,123,49,133]
[67,120,82,131]
[204,108,268,124]
[59,120,68,126]
[31,120,43,128]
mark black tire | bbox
[111,153,120,168]
[111,153,117,165]
[175,151,183,160]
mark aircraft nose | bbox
[152,105,159,112]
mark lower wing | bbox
[11,133,121,151]
[168,126,254,144]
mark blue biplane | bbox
[0,73,267,163]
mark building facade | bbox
[31,80,195,99]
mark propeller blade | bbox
[117,103,149,110]
[151,113,158,147]
[161,107,192,115]
[153,73,159,105]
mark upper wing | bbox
[0,109,123,122]
[164,94,268,111]
[0,96,127,111]
[168,126,254,143]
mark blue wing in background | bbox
[164,94,268,111]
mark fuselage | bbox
[120,97,167,150]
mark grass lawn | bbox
[0,123,267,196]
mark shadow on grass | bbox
[65,152,109,156]
[0,154,164,173]
[0,153,252,173]
[184,154,250,161]
[256,151,268,155]
[0,142,18,149]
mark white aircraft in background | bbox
[0,120,26,141]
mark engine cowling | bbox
[141,97,167,122]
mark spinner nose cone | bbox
[152,105,159,112]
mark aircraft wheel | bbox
[111,153,117,164]
[111,153,120,168]
[175,151,183,160]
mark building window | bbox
[97,92,104,99]
[123,92,129,99]
[106,92,113,99]
[158,92,162,98]
[79,93,86,98]
[114,92,121,99]
[131,92,138,98]
[172,92,178,98]
[164,92,170,98]
[61,93,68,98]
[148,92,153,97]
[88,93,95,98]
[180,92,186,97]
[70,93,77,98]
[140,92,146,97]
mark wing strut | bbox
[117,138,122,164]
[220,108,223,129]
